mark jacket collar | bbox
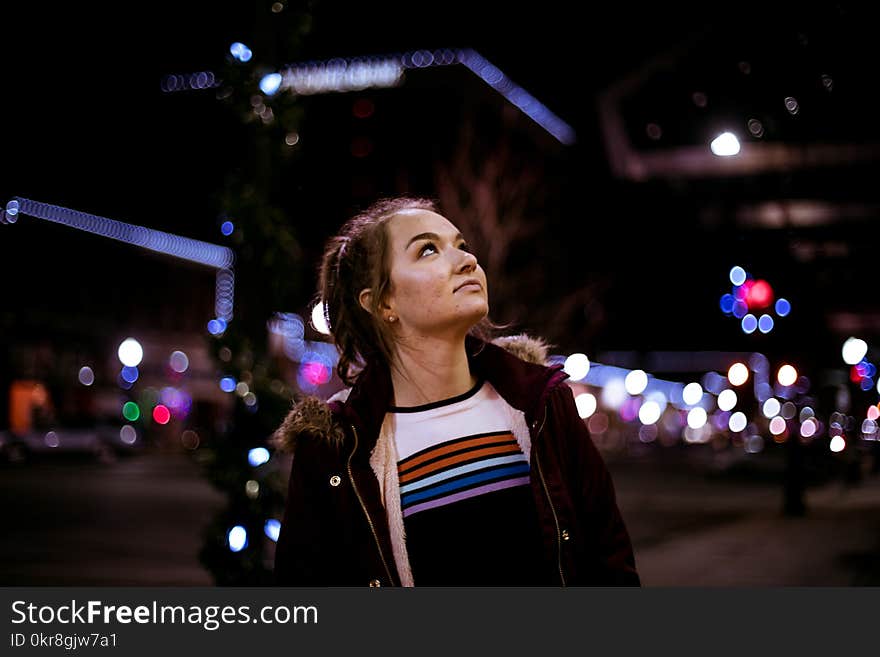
[336,333,568,462]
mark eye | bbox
[458,241,471,253]
[418,242,438,257]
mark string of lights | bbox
[160,46,576,145]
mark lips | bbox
[454,278,482,292]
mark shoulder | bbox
[489,333,553,366]
[270,391,348,455]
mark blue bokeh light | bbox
[227,526,248,552]
[729,266,747,286]
[741,314,757,334]
[207,318,228,335]
[733,300,748,319]
[121,366,139,383]
[775,298,791,317]
[220,221,234,236]
[259,72,283,95]
[230,42,253,63]
[219,377,236,393]
[264,519,281,542]
[758,314,775,333]
[860,377,875,392]
[248,447,270,467]
[720,294,735,314]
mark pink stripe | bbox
[402,476,530,518]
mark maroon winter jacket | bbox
[273,333,640,586]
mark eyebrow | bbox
[405,231,464,251]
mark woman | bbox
[272,196,639,586]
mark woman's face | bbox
[376,209,488,337]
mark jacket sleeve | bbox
[274,437,331,585]
[555,385,641,586]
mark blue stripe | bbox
[401,462,530,506]
[400,453,527,495]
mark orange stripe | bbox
[399,444,522,484]
[399,432,515,472]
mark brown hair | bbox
[318,196,502,387]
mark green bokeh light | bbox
[122,401,140,422]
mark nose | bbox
[455,248,478,273]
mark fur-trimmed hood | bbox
[271,333,554,454]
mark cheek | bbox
[393,270,447,312]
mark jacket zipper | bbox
[347,424,395,586]
[532,402,567,586]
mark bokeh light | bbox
[762,398,781,418]
[842,337,868,365]
[78,366,94,386]
[830,435,846,453]
[682,382,703,406]
[727,363,749,386]
[729,412,747,433]
[227,526,248,552]
[638,401,662,425]
[574,393,597,419]
[769,416,787,435]
[311,302,331,335]
[117,338,143,367]
[775,298,791,317]
[264,519,281,542]
[711,132,740,156]
[563,353,591,381]
[152,405,171,425]
[729,266,747,286]
[777,365,798,387]
[624,370,648,395]
[169,350,189,373]
[248,447,270,467]
[687,407,708,429]
[120,425,137,444]
[122,401,140,422]
[717,389,738,412]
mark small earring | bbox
[387,315,396,322]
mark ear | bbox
[359,288,394,317]
[358,288,374,315]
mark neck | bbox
[388,332,477,407]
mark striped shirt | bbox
[391,379,547,585]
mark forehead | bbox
[385,210,458,245]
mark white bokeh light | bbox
[727,363,749,386]
[842,337,868,365]
[624,369,648,395]
[830,435,846,453]
[710,131,741,156]
[687,407,708,429]
[574,393,597,419]
[729,411,747,433]
[769,416,787,435]
[800,418,817,438]
[117,338,143,367]
[311,301,331,335]
[600,378,628,410]
[638,401,662,425]
[717,389,738,412]
[564,353,591,381]
[762,398,781,419]
[777,365,798,387]
[682,382,703,406]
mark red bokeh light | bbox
[746,279,774,309]
[302,361,331,386]
[153,404,171,425]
